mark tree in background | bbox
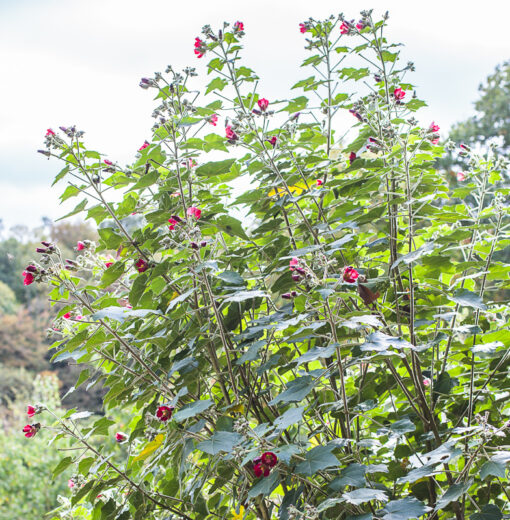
[450,60,510,151]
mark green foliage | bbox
[31,10,510,520]
[0,280,18,315]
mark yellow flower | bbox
[231,505,245,520]
[268,182,307,198]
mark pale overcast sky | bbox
[1,0,509,231]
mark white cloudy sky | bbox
[1,0,509,231]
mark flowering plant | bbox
[34,11,509,520]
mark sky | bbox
[1,0,509,232]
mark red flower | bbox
[27,405,36,418]
[115,432,128,443]
[316,179,323,186]
[261,451,278,467]
[46,129,55,136]
[423,377,431,387]
[194,37,205,58]
[299,23,307,34]
[63,313,71,319]
[105,261,114,268]
[393,87,406,100]
[209,114,218,126]
[76,241,85,251]
[266,136,277,147]
[289,257,299,270]
[156,405,174,422]
[257,98,269,112]
[254,462,270,477]
[135,258,148,273]
[349,109,362,121]
[431,137,440,145]
[22,271,34,286]
[68,479,75,489]
[349,152,357,164]
[104,159,113,166]
[187,206,202,219]
[225,125,239,142]
[233,21,244,31]
[356,21,365,30]
[340,21,350,34]
[138,141,149,151]
[23,424,40,438]
[460,143,470,151]
[457,172,466,182]
[429,122,440,133]
[168,217,179,230]
[343,266,359,283]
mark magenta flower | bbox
[76,241,85,251]
[209,114,218,126]
[233,21,244,31]
[257,98,269,112]
[343,266,359,283]
[316,179,323,186]
[68,479,75,489]
[63,312,71,319]
[27,405,36,418]
[266,136,277,147]
[156,405,174,422]
[429,122,440,133]
[261,452,278,467]
[104,159,113,166]
[105,261,114,268]
[349,152,357,164]
[168,217,179,230]
[22,271,35,286]
[289,257,299,270]
[194,37,205,58]
[187,206,202,219]
[138,141,149,151]
[393,87,406,100]
[457,172,466,182]
[225,125,239,142]
[23,424,40,438]
[431,137,440,145]
[356,21,365,30]
[46,129,55,137]
[423,377,431,387]
[340,21,350,34]
[299,23,307,34]
[115,432,128,443]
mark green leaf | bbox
[222,290,267,303]
[217,270,245,286]
[435,480,473,511]
[248,471,279,498]
[206,77,228,94]
[480,460,506,480]
[129,170,160,191]
[295,445,339,476]
[397,463,439,484]
[269,376,315,405]
[56,199,87,221]
[296,344,337,365]
[281,96,308,113]
[343,488,388,505]
[381,497,431,520]
[129,273,148,307]
[329,463,367,491]
[471,505,503,520]
[449,289,487,310]
[173,399,213,422]
[213,215,249,240]
[196,159,236,177]
[391,242,436,269]
[52,456,73,480]
[100,261,125,288]
[91,417,115,436]
[273,406,305,431]
[196,431,243,455]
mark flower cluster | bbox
[253,452,278,477]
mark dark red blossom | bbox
[27,405,36,418]
[22,271,34,286]
[168,217,179,231]
[104,159,113,166]
[105,261,114,268]
[349,109,362,121]
[254,462,270,477]
[343,266,359,283]
[156,405,174,422]
[299,23,307,34]
[349,152,357,164]
[340,21,350,34]
[261,451,278,467]
[316,179,323,186]
[233,21,244,31]
[76,241,85,251]
[135,258,148,273]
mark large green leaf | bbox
[295,445,339,476]
[196,432,243,455]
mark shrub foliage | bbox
[32,11,510,520]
